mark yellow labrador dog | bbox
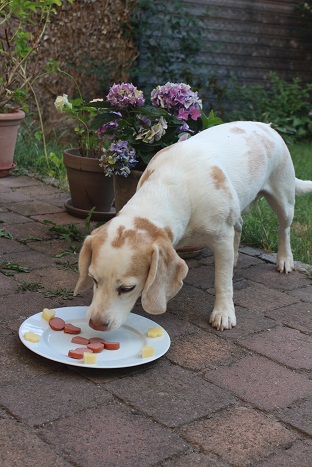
[74,121,312,331]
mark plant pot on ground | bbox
[0,109,25,177]
[63,149,115,221]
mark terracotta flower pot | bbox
[63,148,115,220]
[0,109,25,177]
[113,169,143,213]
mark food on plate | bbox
[89,337,105,344]
[87,342,105,353]
[147,327,163,338]
[49,317,66,331]
[142,345,155,358]
[104,341,120,350]
[83,352,97,364]
[68,347,93,359]
[64,323,81,334]
[41,308,56,321]
[24,331,40,343]
[71,336,90,345]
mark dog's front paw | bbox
[209,309,236,331]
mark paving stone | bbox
[0,176,40,188]
[167,329,246,370]
[166,283,215,321]
[0,273,18,295]
[0,291,57,323]
[233,281,298,312]
[0,237,29,254]
[239,263,311,291]
[0,211,33,224]
[183,264,215,290]
[1,250,56,271]
[0,190,32,204]
[13,266,77,292]
[0,370,114,426]
[181,407,297,467]
[258,440,312,467]
[39,402,187,467]
[27,238,78,257]
[5,221,52,241]
[265,302,312,335]
[15,184,66,198]
[160,451,220,466]
[4,200,64,216]
[277,397,312,436]
[0,326,62,385]
[32,211,88,226]
[235,252,264,268]
[190,305,277,339]
[0,184,11,192]
[239,326,312,369]
[0,419,71,467]
[239,245,264,256]
[104,359,235,427]
[204,355,312,410]
[284,285,312,304]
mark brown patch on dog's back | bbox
[139,168,154,187]
[211,166,226,190]
[230,127,246,134]
[135,217,174,242]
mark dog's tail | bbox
[295,178,312,196]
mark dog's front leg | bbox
[209,233,236,331]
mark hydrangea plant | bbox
[55,81,222,176]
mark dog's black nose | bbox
[89,319,109,331]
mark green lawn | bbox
[241,142,312,265]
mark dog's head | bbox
[74,216,188,331]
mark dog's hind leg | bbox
[234,216,243,267]
[262,188,295,274]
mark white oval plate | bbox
[19,306,170,368]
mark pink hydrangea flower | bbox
[151,82,202,121]
[107,83,145,108]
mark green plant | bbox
[0,261,30,275]
[0,0,72,112]
[225,73,312,142]
[0,228,13,239]
[55,81,222,173]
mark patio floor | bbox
[1,175,312,467]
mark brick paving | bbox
[0,175,312,467]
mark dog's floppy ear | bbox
[141,242,188,314]
[74,236,93,295]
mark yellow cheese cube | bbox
[83,353,97,364]
[147,327,163,338]
[142,346,155,358]
[42,308,56,321]
[24,331,40,343]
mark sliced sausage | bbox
[68,347,93,359]
[89,337,105,344]
[71,336,90,345]
[49,317,65,331]
[104,341,120,350]
[64,323,81,334]
[87,342,105,353]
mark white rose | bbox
[54,94,72,113]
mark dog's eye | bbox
[117,285,135,295]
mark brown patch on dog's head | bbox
[230,127,246,134]
[111,217,174,249]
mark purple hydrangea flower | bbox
[151,82,202,121]
[106,83,145,108]
[99,140,138,177]
[96,120,120,140]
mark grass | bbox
[241,142,312,265]
[12,125,312,265]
